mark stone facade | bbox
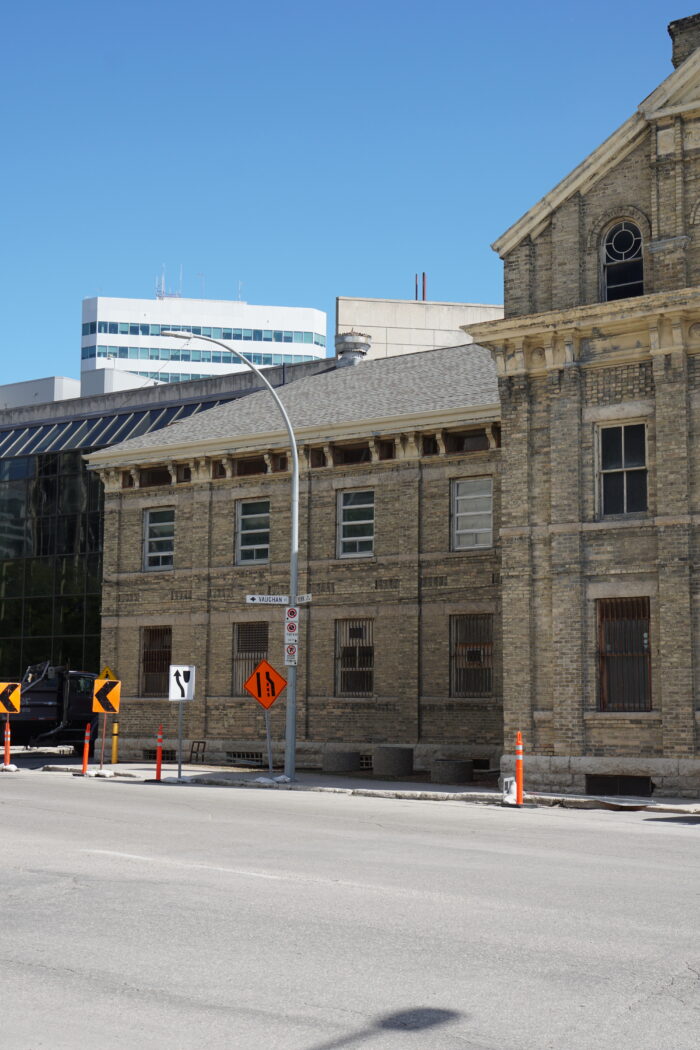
[466,15,700,797]
[94,422,503,771]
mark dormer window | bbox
[603,221,644,301]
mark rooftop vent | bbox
[335,331,371,367]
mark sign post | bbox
[169,665,196,781]
[92,678,122,771]
[243,660,287,774]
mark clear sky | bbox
[0,0,691,384]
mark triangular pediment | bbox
[640,47,700,119]
[493,49,700,259]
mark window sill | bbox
[584,711,660,720]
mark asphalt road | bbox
[0,773,698,1050]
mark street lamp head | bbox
[160,330,191,339]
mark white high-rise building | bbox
[81,295,327,389]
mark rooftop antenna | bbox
[156,265,167,299]
[197,272,206,298]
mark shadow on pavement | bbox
[303,1008,463,1050]
[644,815,700,825]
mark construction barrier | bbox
[515,730,524,806]
[111,720,119,764]
[3,715,10,767]
[155,724,163,782]
[81,721,91,776]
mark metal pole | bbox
[177,699,184,782]
[162,330,300,779]
[264,709,274,774]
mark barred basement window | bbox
[597,597,651,712]
[335,619,374,696]
[232,622,269,695]
[450,614,493,696]
[141,626,172,696]
[599,424,647,515]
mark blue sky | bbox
[0,0,690,384]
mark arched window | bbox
[603,221,644,301]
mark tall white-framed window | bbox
[337,489,374,557]
[143,507,175,570]
[236,499,270,563]
[598,424,647,516]
[451,477,493,550]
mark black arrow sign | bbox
[94,681,118,713]
[0,683,19,713]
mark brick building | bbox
[89,13,700,796]
[464,13,700,796]
[88,342,504,771]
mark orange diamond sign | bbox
[243,660,287,709]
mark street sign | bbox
[243,660,287,709]
[99,665,118,681]
[169,665,196,701]
[246,594,289,605]
[0,682,20,714]
[285,606,300,643]
[93,678,121,714]
[295,594,312,604]
[284,643,298,666]
[285,606,299,620]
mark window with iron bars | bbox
[335,619,374,696]
[597,597,651,711]
[232,622,269,695]
[140,625,172,696]
[450,614,493,697]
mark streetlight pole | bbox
[161,330,299,779]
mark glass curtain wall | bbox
[0,449,103,677]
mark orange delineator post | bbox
[515,730,524,806]
[4,715,10,767]
[155,725,163,782]
[81,721,91,776]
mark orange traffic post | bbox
[515,731,524,806]
[81,721,91,776]
[155,724,163,782]
[3,714,10,767]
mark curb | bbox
[28,764,700,814]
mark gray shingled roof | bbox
[94,344,497,460]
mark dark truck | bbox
[13,661,98,750]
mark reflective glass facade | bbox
[0,396,229,679]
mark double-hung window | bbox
[335,619,374,696]
[599,424,647,515]
[144,508,175,570]
[236,499,270,563]
[338,490,374,557]
[452,478,493,549]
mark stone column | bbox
[651,322,694,757]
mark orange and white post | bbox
[3,714,10,767]
[155,724,163,782]
[81,721,91,776]
[515,731,524,806]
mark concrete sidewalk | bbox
[7,750,699,815]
